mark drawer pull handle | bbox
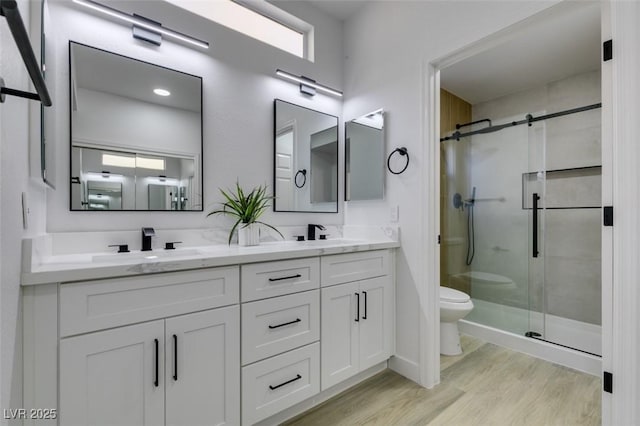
[173,334,178,381]
[355,292,360,322]
[268,318,301,329]
[154,338,159,387]
[269,374,302,390]
[268,274,302,282]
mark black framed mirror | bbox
[274,99,339,213]
[69,42,203,211]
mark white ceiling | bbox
[440,2,601,105]
[72,43,201,112]
[307,0,367,21]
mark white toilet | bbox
[440,286,474,356]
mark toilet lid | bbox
[440,286,470,303]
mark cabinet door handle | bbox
[355,292,360,322]
[173,334,178,381]
[154,338,159,387]
[269,374,302,390]
[362,291,368,320]
[268,318,301,329]
[268,274,302,282]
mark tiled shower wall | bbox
[468,70,601,325]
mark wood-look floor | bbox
[285,335,601,426]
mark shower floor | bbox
[466,298,601,356]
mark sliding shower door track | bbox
[524,332,601,357]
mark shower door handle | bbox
[532,193,540,258]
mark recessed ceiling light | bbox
[154,88,171,97]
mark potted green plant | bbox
[207,182,283,246]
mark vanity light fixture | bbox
[72,0,209,49]
[275,69,343,98]
[153,88,171,97]
[85,171,124,180]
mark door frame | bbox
[421,2,613,423]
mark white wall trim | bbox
[610,1,640,424]
[600,0,613,424]
[389,354,420,382]
[419,60,441,389]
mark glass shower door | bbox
[526,109,602,356]
[525,120,546,340]
[458,122,532,336]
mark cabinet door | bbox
[358,276,394,371]
[321,281,360,390]
[165,305,240,426]
[59,320,165,426]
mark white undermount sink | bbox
[92,248,202,263]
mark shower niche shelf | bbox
[522,165,601,210]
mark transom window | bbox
[167,0,313,60]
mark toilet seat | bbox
[440,286,470,303]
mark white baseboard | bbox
[388,354,420,384]
[255,361,388,426]
[460,320,601,376]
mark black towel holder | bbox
[294,169,307,188]
[0,0,52,106]
[387,147,409,175]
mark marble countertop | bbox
[22,238,400,285]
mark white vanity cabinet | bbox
[56,267,241,426]
[59,307,239,426]
[22,241,397,426]
[240,257,321,425]
[60,320,165,426]
[320,250,394,390]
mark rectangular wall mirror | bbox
[69,42,203,211]
[274,99,338,213]
[345,109,385,201]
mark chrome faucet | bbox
[307,224,326,241]
[141,227,155,251]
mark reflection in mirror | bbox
[274,100,338,213]
[72,146,196,211]
[69,42,203,211]
[149,184,179,210]
[345,109,385,201]
[87,180,122,210]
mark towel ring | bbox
[387,147,409,175]
[294,169,307,188]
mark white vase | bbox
[238,223,260,246]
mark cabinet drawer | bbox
[242,290,319,365]
[242,343,319,425]
[241,257,319,302]
[60,267,239,337]
[321,250,390,287]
